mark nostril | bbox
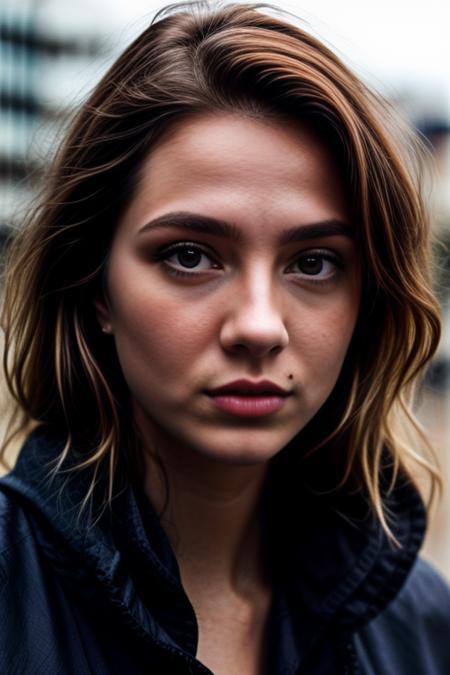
[219,304,289,356]
[226,340,286,358]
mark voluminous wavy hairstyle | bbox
[1,1,441,536]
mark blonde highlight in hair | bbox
[1,1,441,536]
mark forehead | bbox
[118,112,350,239]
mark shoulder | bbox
[0,481,35,554]
[0,482,71,674]
[354,557,450,675]
[0,479,57,608]
[395,556,450,621]
[0,482,43,596]
[377,556,450,632]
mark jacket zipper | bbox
[343,639,360,675]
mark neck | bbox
[143,444,269,596]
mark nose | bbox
[219,271,289,358]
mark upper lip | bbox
[206,379,291,396]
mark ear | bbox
[94,296,113,335]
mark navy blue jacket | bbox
[1,428,450,674]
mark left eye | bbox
[287,251,339,279]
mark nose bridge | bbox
[220,260,289,355]
[240,261,279,318]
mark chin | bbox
[192,435,289,466]
[206,451,275,466]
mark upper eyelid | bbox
[153,241,218,260]
[291,247,340,259]
[286,248,342,269]
[157,241,340,255]
[158,241,215,256]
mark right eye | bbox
[156,242,221,276]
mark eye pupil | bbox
[298,255,323,275]
[177,248,202,268]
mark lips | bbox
[205,379,291,417]
[207,379,291,396]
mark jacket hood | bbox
[2,429,200,658]
[1,427,426,664]
[264,449,426,659]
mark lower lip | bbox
[207,394,287,417]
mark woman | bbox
[1,2,449,673]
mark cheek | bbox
[292,297,358,384]
[109,285,216,380]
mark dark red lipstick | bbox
[206,379,291,417]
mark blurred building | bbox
[0,0,113,245]
[405,89,450,381]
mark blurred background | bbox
[1,0,449,578]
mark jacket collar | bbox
[2,426,426,663]
[264,447,426,655]
[2,428,199,656]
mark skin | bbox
[96,112,360,674]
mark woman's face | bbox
[97,113,360,465]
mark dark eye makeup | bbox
[285,248,343,281]
[151,240,344,283]
[151,241,221,278]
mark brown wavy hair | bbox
[0,1,441,536]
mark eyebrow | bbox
[137,211,353,244]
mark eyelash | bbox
[152,241,343,283]
[152,242,221,278]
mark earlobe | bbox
[94,298,113,335]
